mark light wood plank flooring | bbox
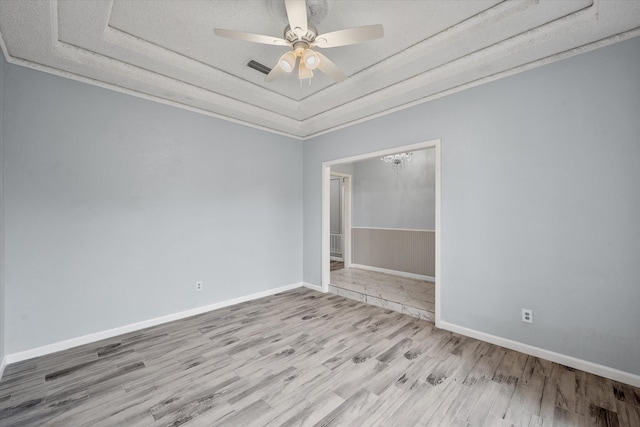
[1,288,638,426]
[331,267,435,322]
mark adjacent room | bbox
[0,0,639,425]
[329,148,437,322]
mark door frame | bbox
[321,138,442,325]
[329,172,352,266]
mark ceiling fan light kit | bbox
[278,51,297,72]
[214,0,384,85]
[303,49,319,70]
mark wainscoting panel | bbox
[352,228,435,276]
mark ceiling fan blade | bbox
[314,24,384,48]
[316,52,346,82]
[265,63,285,82]
[214,29,289,46]
[285,0,308,36]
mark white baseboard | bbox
[303,282,325,292]
[350,263,435,282]
[4,282,304,365]
[438,320,640,388]
[0,356,6,381]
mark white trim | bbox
[350,263,435,282]
[302,29,640,141]
[438,320,640,388]
[4,282,304,365]
[434,140,442,327]
[322,141,440,167]
[329,173,348,265]
[0,26,5,384]
[0,57,305,141]
[0,357,7,381]
[303,282,325,292]
[351,226,436,233]
[330,172,353,270]
[344,176,352,269]
[322,166,331,292]
[2,20,639,141]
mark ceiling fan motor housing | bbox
[293,42,309,57]
[284,24,317,45]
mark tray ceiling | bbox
[1,0,639,139]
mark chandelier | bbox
[381,152,413,173]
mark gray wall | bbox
[0,54,5,364]
[3,63,303,354]
[303,38,640,375]
[2,34,639,380]
[353,148,435,229]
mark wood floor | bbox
[1,288,638,426]
[331,267,435,322]
[329,260,344,271]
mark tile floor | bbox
[330,267,435,322]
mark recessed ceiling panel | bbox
[106,0,502,99]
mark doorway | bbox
[321,139,441,325]
[329,172,351,270]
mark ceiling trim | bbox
[0,30,303,139]
[0,0,638,140]
[302,28,640,140]
[2,27,639,141]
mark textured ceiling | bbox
[0,0,639,139]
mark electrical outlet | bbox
[196,281,203,291]
[521,308,533,323]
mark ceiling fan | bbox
[214,0,384,84]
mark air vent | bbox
[247,60,272,75]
